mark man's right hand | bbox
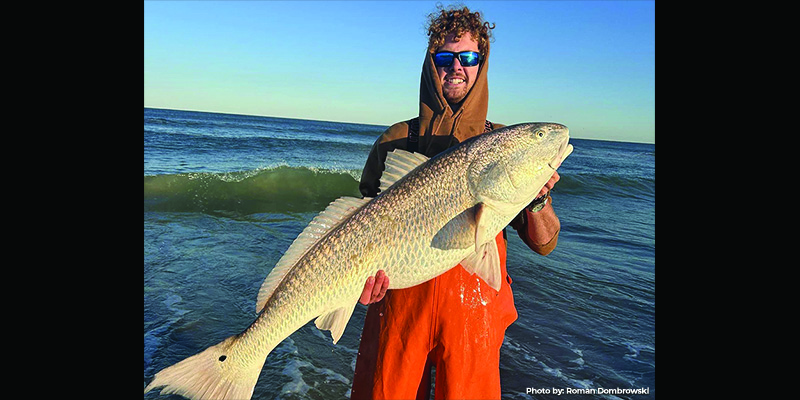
[359,270,389,305]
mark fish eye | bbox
[535,129,545,138]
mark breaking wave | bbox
[144,166,361,215]
[144,165,654,215]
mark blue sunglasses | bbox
[433,51,481,67]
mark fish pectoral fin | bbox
[460,237,502,292]
[474,198,523,251]
[431,205,478,250]
[474,202,489,252]
[314,300,358,344]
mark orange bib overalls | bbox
[351,232,518,400]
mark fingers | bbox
[359,276,376,305]
[537,187,548,198]
[371,270,385,299]
[375,270,389,302]
[359,270,390,305]
[538,171,561,198]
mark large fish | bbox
[145,122,573,399]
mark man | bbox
[351,5,561,399]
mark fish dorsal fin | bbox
[255,196,371,313]
[378,149,430,193]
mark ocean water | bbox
[144,108,655,399]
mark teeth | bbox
[447,78,464,84]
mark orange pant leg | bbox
[352,233,517,400]
[352,279,436,400]
[431,233,517,399]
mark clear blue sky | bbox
[145,1,655,143]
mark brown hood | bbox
[358,42,491,197]
[416,42,490,154]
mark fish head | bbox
[466,122,573,210]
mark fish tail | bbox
[144,335,267,400]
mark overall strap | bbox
[406,117,420,153]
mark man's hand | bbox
[359,270,389,305]
[538,171,561,198]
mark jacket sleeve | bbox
[509,196,560,256]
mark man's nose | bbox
[446,58,464,72]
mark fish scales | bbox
[145,122,573,400]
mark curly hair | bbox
[426,3,495,55]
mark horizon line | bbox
[144,106,655,145]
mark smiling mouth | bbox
[444,77,466,85]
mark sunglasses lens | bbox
[433,52,480,67]
[459,51,480,66]
[433,52,454,67]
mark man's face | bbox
[436,32,481,106]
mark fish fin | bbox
[144,335,268,400]
[481,197,522,216]
[474,202,489,252]
[460,237,502,292]
[474,198,522,251]
[315,300,358,344]
[431,205,478,250]
[256,196,371,312]
[378,149,430,193]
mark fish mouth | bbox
[549,138,573,170]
